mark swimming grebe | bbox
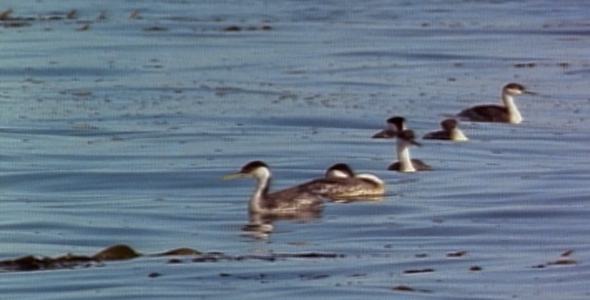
[457,83,534,124]
[301,163,385,199]
[223,161,323,215]
[388,130,431,172]
[372,116,406,138]
[423,119,468,141]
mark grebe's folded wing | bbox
[458,105,508,122]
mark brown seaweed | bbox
[0,244,342,273]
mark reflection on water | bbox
[243,210,322,240]
[327,195,384,204]
[242,196,385,239]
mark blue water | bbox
[1,0,590,299]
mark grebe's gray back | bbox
[457,83,534,124]
[299,163,385,199]
[223,161,323,215]
[423,119,468,141]
[388,130,431,172]
[372,116,406,138]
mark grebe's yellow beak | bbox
[222,172,247,180]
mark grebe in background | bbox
[303,163,385,199]
[372,116,406,138]
[457,83,534,124]
[388,130,431,172]
[223,161,323,215]
[423,119,468,141]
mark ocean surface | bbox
[1,0,590,299]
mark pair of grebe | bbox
[374,116,468,142]
[223,161,385,215]
[225,83,533,213]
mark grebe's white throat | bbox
[388,130,430,172]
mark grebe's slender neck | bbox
[501,92,522,124]
[249,168,271,212]
[396,139,415,172]
[450,128,468,141]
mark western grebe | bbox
[223,161,323,215]
[457,83,534,124]
[372,116,406,138]
[301,163,385,199]
[423,119,468,141]
[388,130,431,172]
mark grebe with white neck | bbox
[223,161,323,215]
[388,130,431,172]
[423,119,468,141]
[457,83,534,124]
[372,116,406,138]
[300,163,385,199]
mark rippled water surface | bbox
[2,0,590,299]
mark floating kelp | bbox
[392,285,433,293]
[0,8,13,20]
[0,7,274,33]
[0,244,140,272]
[0,244,342,273]
[469,265,483,271]
[0,8,72,28]
[0,7,103,29]
[0,254,94,272]
[0,8,77,22]
[143,26,168,32]
[0,8,31,27]
[532,249,578,268]
[403,268,435,274]
[223,25,272,32]
[92,244,140,261]
[171,252,343,264]
[446,250,467,257]
[155,248,202,256]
